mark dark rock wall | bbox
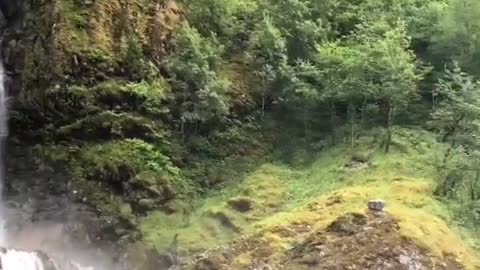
[0,0,27,97]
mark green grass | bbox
[137,127,480,268]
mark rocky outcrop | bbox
[190,213,465,270]
[0,0,24,25]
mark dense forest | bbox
[3,0,480,269]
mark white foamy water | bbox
[0,250,46,270]
[0,55,56,270]
[0,52,8,247]
[0,53,99,270]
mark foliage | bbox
[430,0,480,73]
[167,24,230,132]
[431,64,480,146]
[184,0,260,50]
[249,15,288,117]
[431,65,480,207]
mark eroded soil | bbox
[191,212,464,270]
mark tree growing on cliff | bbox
[249,15,287,118]
[167,24,230,135]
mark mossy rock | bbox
[56,111,164,142]
[227,197,254,213]
[130,171,175,199]
[92,80,171,115]
[119,203,137,225]
[351,152,372,163]
[137,199,157,211]
[122,243,175,270]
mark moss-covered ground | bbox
[139,127,480,269]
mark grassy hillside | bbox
[135,127,479,268]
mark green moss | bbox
[74,139,181,185]
[92,80,171,115]
[39,139,198,220]
[138,127,468,259]
[56,111,164,141]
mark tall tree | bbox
[431,65,480,198]
[167,24,230,135]
[360,23,421,152]
[431,0,480,73]
[316,41,372,147]
[249,15,287,118]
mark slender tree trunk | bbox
[349,102,355,148]
[361,99,367,129]
[261,94,265,119]
[432,93,436,112]
[385,103,394,153]
[304,104,309,142]
[330,100,336,145]
[471,168,480,200]
[436,138,457,196]
[261,77,266,119]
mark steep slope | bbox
[131,128,480,269]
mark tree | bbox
[249,15,287,118]
[167,24,230,135]
[316,41,372,147]
[430,0,480,73]
[280,60,323,141]
[185,0,260,51]
[313,21,420,151]
[430,64,480,197]
[431,63,480,146]
[360,23,421,152]
[268,0,330,59]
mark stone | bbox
[351,152,371,163]
[138,198,156,210]
[368,200,386,212]
[227,197,253,212]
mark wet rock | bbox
[137,199,156,210]
[121,244,175,270]
[227,197,253,212]
[351,152,371,163]
[129,171,176,202]
[368,199,386,212]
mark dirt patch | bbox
[284,212,463,270]
[189,213,464,270]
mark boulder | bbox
[368,199,386,211]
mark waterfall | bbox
[1,250,46,270]
[0,52,99,270]
[0,48,8,248]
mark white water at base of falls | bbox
[0,47,8,248]
[1,250,46,270]
[0,53,96,270]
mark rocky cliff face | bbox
[0,1,187,266]
[0,0,27,97]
